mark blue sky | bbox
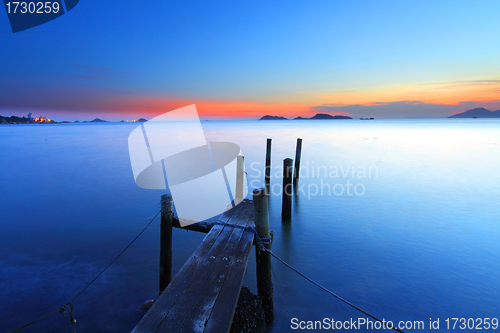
[1,0,499,120]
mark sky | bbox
[1,0,500,120]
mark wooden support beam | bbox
[253,188,274,323]
[235,155,245,200]
[265,139,272,192]
[293,138,302,187]
[160,194,173,294]
[282,158,293,220]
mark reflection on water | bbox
[1,119,500,332]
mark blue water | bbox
[1,119,499,332]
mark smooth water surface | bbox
[1,119,499,332]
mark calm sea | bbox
[1,119,499,332]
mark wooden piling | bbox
[265,139,272,192]
[160,194,173,294]
[253,188,274,323]
[282,158,293,219]
[293,138,302,187]
[235,155,245,200]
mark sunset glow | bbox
[1,1,499,120]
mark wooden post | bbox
[253,188,274,323]
[293,138,302,187]
[235,155,244,200]
[282,158,293,219]
[160,194,173,294]
[265,139,272,193]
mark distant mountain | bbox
[0,115,57,124]
[260,115,288,120]
[0,115,31,124]
[137,118,148,122]
[449,107,500,118]
[84,118,108,123]
[294,113,352,120]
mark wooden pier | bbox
[132,196,271,333]
[131,139,305,332]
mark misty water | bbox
[1,119,500,332]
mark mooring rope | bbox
[266,250,405,333]
[5,210,161,333]
[59,303,76,333]
[215,221,406,333]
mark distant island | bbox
[0,114,55,124]
[260,113,352,120]
[294,113,352,120]
[1,115,32,124]
[0,115,152,124]
[449,107,500,118]
[0,113,155,124]
[84,118,108,123]
[260,115,288,120]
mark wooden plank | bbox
[132,204,240,333]
[178,204,254,333]
[153,202,252,333]
[202,213,255,332]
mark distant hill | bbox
[137,118,148,122]
[449,107,500,118]
[294,113,352,120]
[0,115,56,124]
[84,118,108,123]
[0,115,31,124]
[260,115,288,120]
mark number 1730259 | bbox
[445,318,498,330]
[5,2,60,14]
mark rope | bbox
[59,303,76,333]
[5,210,161,333]
[271,264,291,288]
[267,250,405,333]
[214,221,405,333]
[6,308,60,333]
[70,210,160,302]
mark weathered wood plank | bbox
[202,214,255,332]
[154,202,252,332]
[178,204,254,333]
